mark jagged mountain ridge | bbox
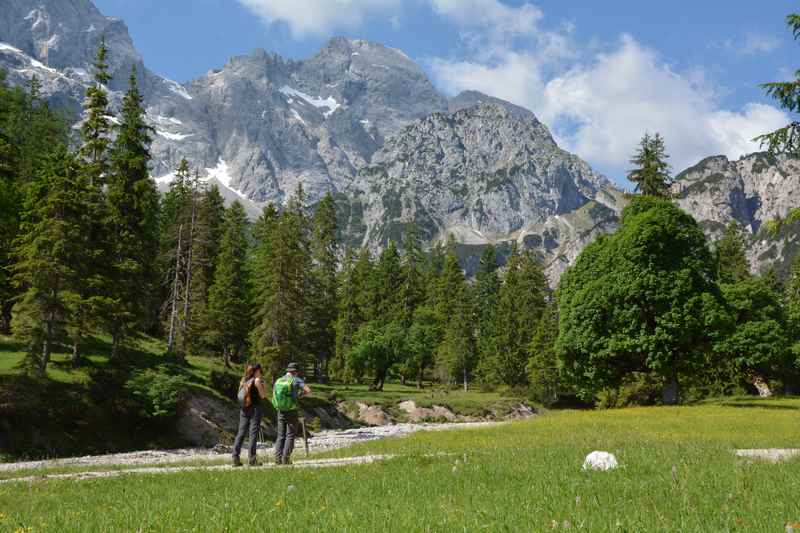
[342,103,624,280]
[673,152,800,276]
[1,0,799,281]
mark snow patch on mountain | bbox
[166,80,193,100]
[279,86,341,117]
[157,130,192,141]
[206,159,248,201]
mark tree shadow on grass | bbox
[717,401,800,410]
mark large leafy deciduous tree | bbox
[557,197,725,404]
[627,132,672,197]
[716,276,789,397]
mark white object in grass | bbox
[582,451,618,471]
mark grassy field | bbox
[1,398,798,532]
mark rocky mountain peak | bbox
[1,0,142,90]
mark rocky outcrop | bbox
[343,103,624,280]
[673,152,800,275]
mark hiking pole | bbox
[258,425,265,463]
[301,418,309,458]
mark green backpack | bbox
[272,375,298,411]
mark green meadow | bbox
[2,398,798,532]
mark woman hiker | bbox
[232,363,267,467]
[272,362,312,465]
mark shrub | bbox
[208,370,239,400]
[125,366,188,419]
[596,372,664,408]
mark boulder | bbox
[582,451,619,471]
[356,402,393,426]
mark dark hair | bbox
[242,363,262,384]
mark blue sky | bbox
[95,0,799,183]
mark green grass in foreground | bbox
[1,398,799,532]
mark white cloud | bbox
[238,0,544,41]
[430,28,789,181]
[237,0,401,37]
[426,0,541,36]
[724,32,782,56]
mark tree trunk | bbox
[417,367,424,389]
[40,314,54,377]
[0,302,12,334]
[223,345,231,369]
[181,184,197,358]
[71,337,81,367]
[662,375,679,405]
[167,224,183,356]
[463,365,468,392]
[111,331,121,360]
[399,374,406,386]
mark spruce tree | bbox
[754,13,800,154]
[353,247,377,324]
[0,72,19,333]
[714,221,751,284]
[309,193,339,381]
[190,183,227,351]
[333,247,372,381]
[80,37,112,185]
[479,245,549,386]
[399,224,426,328]
[374,240,403,323]
[207,201,250,367]
[433,237,474,387]
[396,225,427,383]
[526,301,561,405]
[249,186,313,379]
[627,132,672,197]
[333,248,359,380]
[72,39,114,361]
[103,69,159,358]
[1,75,68,334]
[473,245,500,372]
[11,147,91,375]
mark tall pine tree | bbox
[103,68,159,358]
[714,221,751,284]
[309,193,339,381]
[11,147,92,375]
[207,201,250,367]
[627,133,672,197]
[250,187,313,379]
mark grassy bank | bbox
[1,398,798,532]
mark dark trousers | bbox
[232,405,262,463]
[274,410,299,464]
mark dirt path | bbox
[0,455,397,484]
[0,421,500,480]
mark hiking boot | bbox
[232,458,243,467]
[248,460,263,467]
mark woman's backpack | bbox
[238,378,255,409]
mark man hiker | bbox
[272,362,311,465]
[232,363,267,467]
